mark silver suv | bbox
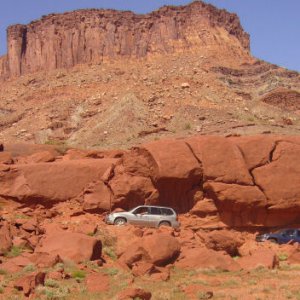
[105,205,180,228]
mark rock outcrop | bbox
[0,135,300,228]
[0,1,249,78]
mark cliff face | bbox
[0,1,250,78]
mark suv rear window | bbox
[161,208,174,216]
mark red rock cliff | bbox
[0,1,250,78]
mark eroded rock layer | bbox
[1,135,300,228]
[0,1,249,78]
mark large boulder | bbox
[238,249,277,270]
[230,136,277,170]
[253,142,300,207]
[197,229,244,256]
[141,139,202,212]
[119,232,180,267]
[186,136,253,185]
[82,180,112,212]
[0,221,12,255]
[118,288,152,300]
[35,231,102,263]
[204,182,267,226]
[176,247,240,271]
[0,158,117,204]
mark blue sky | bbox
[0,1,299,72]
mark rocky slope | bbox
[1,136,300,299]
[0,1,299,149]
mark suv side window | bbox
[149,207,162,215]
[161,208,174,216]
[285,229,295,236]
[133,207,149,214]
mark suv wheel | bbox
[114,217,127,226]
[159,221,171,227]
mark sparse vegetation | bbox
[23,264,36,272]
[278,253,288,261]
[103,267,119,276]
[4,246,24,258]
[36,285,70,299]
[71,269,86,279]
[0,269,7,275]
[14,214,31,219]
[103,246,117,261]
[45,279,60,288]
[184,123,191,130]
[44,140,70,155]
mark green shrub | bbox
[71,270,86,279]
[278,253,288,261]
[4,246,23,258]
[44,279,60,288]
[23,264,36,272]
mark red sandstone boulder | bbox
[29,252,62,268]
[119,233,180,268]
[204,182,267,227]
[82,180,112,212]
[198,229,244,256]
[0,158,116,204]
[109,173,159,210]
[118,288,152,300]
[184,285,213,300]
[25,151,56,163]
[252,142,300,226]
[230,135,277,170]
[141,139,202,212]
[0,255,33,273]
[190,198,218,217]
[132,261,155,277]
[35,231,102,263]
[176,247,240,271]
[238,249,277,270]
[0,221,12,255]
[14,271,45,297]
[287,249,300,265]
[186,136,253,185]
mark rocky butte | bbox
[0,1,250,78]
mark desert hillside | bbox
[0,1,299,149]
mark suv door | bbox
[282,229,297,243]
[148,207,163,227]
[130,206,150,226]
[295,230,300,243]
